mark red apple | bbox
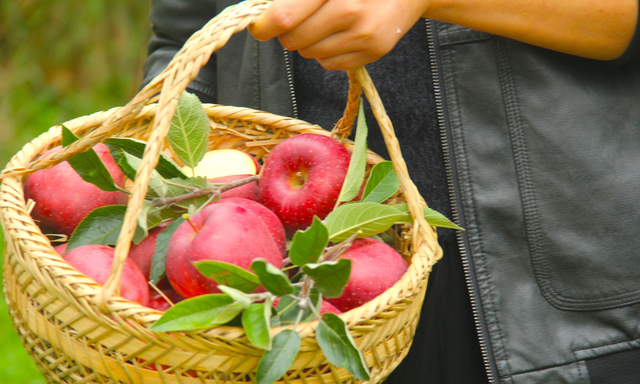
[209,174,259,201]
[147,278,184,311]
[165,201,284,298]
[60,244,149,306]
[210,197,286,257]
[327,238,408,312]
[258,133,351,236]
[53,243,68,255]
[128,222,170,280]
[319,299,343,315]
[24,143,128,236]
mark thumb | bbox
[249,0,326,41]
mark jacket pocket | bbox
[502,42,640,311]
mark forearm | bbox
[425,0,638,60]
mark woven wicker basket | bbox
[0,1,442,383]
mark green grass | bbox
[0,1,151,382]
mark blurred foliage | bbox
[0,0,151,166]
[0,1,151,382]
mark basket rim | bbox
[1,103,438,342]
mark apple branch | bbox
[319,231,361,263]
[297,277,315,308]
[150,175,260,207]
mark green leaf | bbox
[242,302,273,350]
[134,200,154,243]
[168,91,209,170]
[111,148,138,181]
[338,99,368,203]
[60,124,80,147]
[149,294,244,332]
[117,152,168,198]
[362,161,400,203]
[67,205,144,251]
[195,260,261,293]
[288,217,329,267]
[323,202,408,242]
[316,313,370,380]
[303,259,351,298]
[217,285,253,308]
[61,125,119,192]
[149,217,184,284]
[104,137,188,179]
[256,330,301,384]
[271,287,321,327]
[144,204,184,234]
[250,259,294,297]
[391,204,464,231]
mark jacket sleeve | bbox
[141,0,227,103]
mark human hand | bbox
[249,0,430,70]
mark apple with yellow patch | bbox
[182,148,259,178]
[182,148,261,201]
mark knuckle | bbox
[360,31,394,59]
[339,0,364,18]
[279,35,297,51]
[269,7,298,32]
[318,58,339,71]
[297,48,313,59]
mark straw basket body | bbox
[0,1,442,383]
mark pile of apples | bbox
[24,132,408,314]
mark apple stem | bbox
[183,214,199,233]
[300,277,314,299]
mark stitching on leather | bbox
[188,80,216,99]
[440,35,492,47]
[437,23,491,47]
[573,335,640,360]
[440,39,514,378]
[493,38,560,307]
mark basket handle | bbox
[14,0,438,312]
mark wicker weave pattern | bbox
[1,1,442,383]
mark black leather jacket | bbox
[143,1,640,382]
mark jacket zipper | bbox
[283,48,299,119]
[425,19,499,383]
[284,26,499,381]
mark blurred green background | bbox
[0,1,151,382]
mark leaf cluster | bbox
[149,219,369,383]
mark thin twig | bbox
[148,281,175,307]
[319,231,361,263]
[150,175,260,207]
